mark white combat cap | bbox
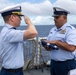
[0,4,24,17]
[52,7,70,17]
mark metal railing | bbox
[23,37,50,70]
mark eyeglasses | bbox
[54,16,60,19]
[17,15,21,19]
[12,14,22,20]
[16,15,22,20]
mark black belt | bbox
[51,59,75,63]
[2,67,23,73]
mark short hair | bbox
[2,15,11,22]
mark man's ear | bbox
[10,15,15,22]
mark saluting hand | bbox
[24,15,32,25]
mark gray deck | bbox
[24,67,50,75]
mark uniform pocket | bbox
[56,34,65,41]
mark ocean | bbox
[0,25,52,37]
[18,25,76,37]
[0,25,76,37]
[16,25,53,37]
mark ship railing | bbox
[23,37,50,70]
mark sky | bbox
[0,0,76,26]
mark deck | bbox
[24,66,50,75]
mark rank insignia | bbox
[60,29,66,34]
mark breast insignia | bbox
[60,29,66,34]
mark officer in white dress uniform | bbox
[0,4,38,75]
[43,7,76,75]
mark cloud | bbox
[31,16,43,24]
[0,0,15,10]
[68,15,76,24]
[20,15,54,25]
[0,0,76,25]
[0,15,5,26]
[21,0,53,16]
[30,16,54,25]
[0,0,54,25]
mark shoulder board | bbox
[66,25,75,29]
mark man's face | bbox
[54,15,65,28]
[12,14,22,27]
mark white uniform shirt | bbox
[47,23,76,61]
[0,24,25,69]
